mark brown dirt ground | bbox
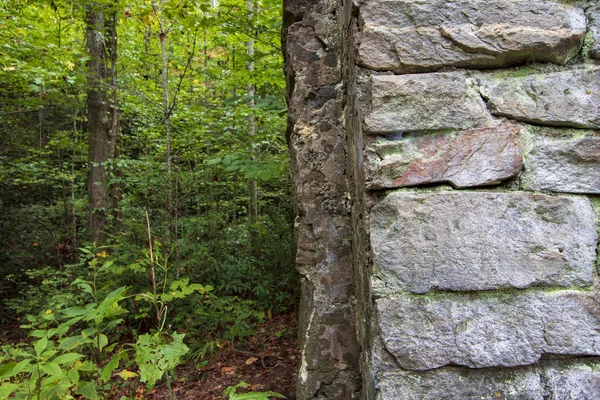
[114,312,299,400]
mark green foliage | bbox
[223,381,286,400]
[1,0,297,395]
[0,249,204,397]
[0,289,121,399]
[134,331,189,388]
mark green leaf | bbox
[56,316,84,338]
[0,383,19,398]
[82,328,99,338]
[100,351,126,383]
[223,381,286,399]
[0,362,17,380]
[52,353,84,366]
[40,361,63,377]
[97,259,115,273]
[10,359,32,376]
[75,381,99,399]
[62,306,87,317]
[72,279,94,297]
[30,329,48,338]
[134,332,189,388]
[68,368,80,385]
[40,349,58,359]
[58,335,91,351]
[86,286,127,324]
[103,318,124,331]
[206,157,222,165]
[34,337,49,355]
[96,334,108,352]
[231,393,286,400]
[76,360,98,372]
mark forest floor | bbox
[1,312,300,400]
[142,312,300,400]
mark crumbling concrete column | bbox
[283,1,362,398]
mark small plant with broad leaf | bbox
[0,238,208,400]
[0,286,125,399]
[223,381,286,400]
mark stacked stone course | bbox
[284,0,600,399]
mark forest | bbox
[0,0,298,398]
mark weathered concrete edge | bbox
[283,0,362,398]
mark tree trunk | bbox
[85,2,120,243]
[247,0,258,226]
[154,0,171,173]
[86,3,110,244]
[107,7,122,231]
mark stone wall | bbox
[284,0,600,399]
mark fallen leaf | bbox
[221,366,236,375]
[117,370,139,380]
[245,357,259,365]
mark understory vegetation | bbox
[0,0,297,398]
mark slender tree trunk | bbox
[107,7,122,231]
[38,90,44,148]
[86,3,110,244]
[153,0,176,248]
[72,108,78,253]
[154,0,171,173]
[247,0,258,226]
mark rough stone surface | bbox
[375,360,600,400]
[544,362,600,400]
[366,123,523,189]
[283,0,362,398]
[370,191,597,294]
[479,67,600,129]
[376,290,600,371]
[365,72,494,134]
[587,6,600,59]
[377,368,543,400]
[357,0,586,73]
[522,129,600,194]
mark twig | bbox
[145,208,160,324]
[231,347,280,369]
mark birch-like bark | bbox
[153,0,171,174]
[247,0,258,225]
[107,7,122,230]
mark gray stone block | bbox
[376,368,544,400]
[365,72,494,134]
[358,0,586,73]
[370,192,597,294]
[366,123,523,189]
[375,360,600,400]
[479,67,600,129]
[522,129,600,194]
[376,291,600,370]
[587,6,600,59]
[544,363,600,400]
